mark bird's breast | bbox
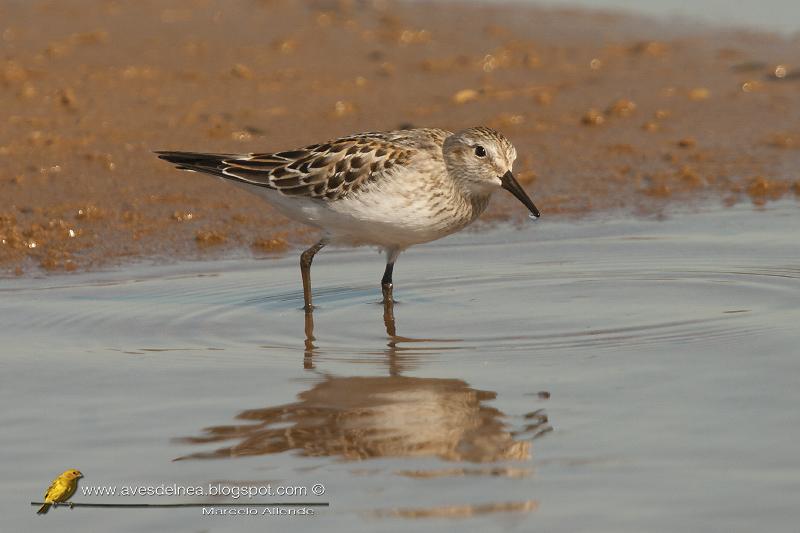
[325,179,488,247]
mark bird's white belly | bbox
[327,195,458,247]
[240,180,475,249]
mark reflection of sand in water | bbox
[375,499,539,519]
[176,376,533,462]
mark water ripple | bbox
[3,254,796,366]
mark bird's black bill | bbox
[500,170,540,218]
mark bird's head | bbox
[443,126,539,218]
[62,470,83,480]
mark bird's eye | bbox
[474,145,486,158]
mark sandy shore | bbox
[1,0,798,274]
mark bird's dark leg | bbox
[300,239,328,311]
[382,248,400,304]
[381,262,394,302]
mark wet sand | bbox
[2,0,800,274]
[3,200,799,531]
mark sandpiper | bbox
[156,126,540,309]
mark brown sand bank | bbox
[1,0,799,275]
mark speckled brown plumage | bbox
[156,129,449,202]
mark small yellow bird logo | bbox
[37,469,83,514]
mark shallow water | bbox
[3,201,799,532]
[533,0,800,33]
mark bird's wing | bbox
[155,129,448,201]
[46,478,76,502]
[43,479,59,500]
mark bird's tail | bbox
[154,151,231,178]
[37,503,51,514]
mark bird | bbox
[156,126,540,310]
[37,469,83,514]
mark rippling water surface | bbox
[3,202,799,532]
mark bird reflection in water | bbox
[176,300,549,463]
[176,374,536,462]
